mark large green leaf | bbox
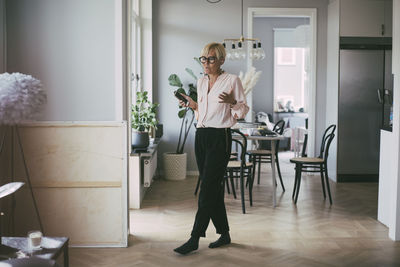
[185,68,197,81]
[168,74,183,87]
[189,91,197,102]
[178,109,186,118]
[188,83,196,93]
[188,84,197,102]
[194,57,202,67]
[176,87,186,95]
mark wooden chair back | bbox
[231,129,248,167]
[318,124,336,158]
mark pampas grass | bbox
[238,66,262,96]
[0,72,46,125]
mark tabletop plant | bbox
[131,91,159,132]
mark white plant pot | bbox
[163,152,187,181]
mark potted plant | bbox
[131,91,159,149]
[163,59,199,181]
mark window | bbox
[130,0,152,104]
[131,0,142,103]
[273,27,310,113]
[274,47,308,112]
[277,48,296,65]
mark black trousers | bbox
[191,127,232,238]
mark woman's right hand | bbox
[179,94,197,110]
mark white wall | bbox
[154,0,329,172]
[6,0,116,121]
[389,0,400,241]
[378,130,395,227]
[376,0,400,241]
[325,0,340,181]
[2,0,129,247]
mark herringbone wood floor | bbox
[70,152,400,267]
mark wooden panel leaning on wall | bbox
[0,122,128,247]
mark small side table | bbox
[1,236,69,267]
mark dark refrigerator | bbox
[337,38,392,182]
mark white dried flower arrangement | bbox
[238,66,262,96]
[0,72,46,125]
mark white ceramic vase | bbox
[163,152,187,181]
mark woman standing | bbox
[174,42,249,255]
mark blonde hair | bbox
[201,42,226,60]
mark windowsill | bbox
[130,138,161,156]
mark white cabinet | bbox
[378,130,395,227]
[340,0,392,37]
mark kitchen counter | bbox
[381,126,393,132]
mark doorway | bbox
[247,8,317,157]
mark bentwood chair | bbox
[246,120,286,191]
[224,129,255,214]
[301,118,309,157]
[290,124,336,205]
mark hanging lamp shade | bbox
[216,0,265,61]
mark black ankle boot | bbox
[174,236,199,255]
[208,232,231,248]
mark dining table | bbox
[232,123,285,207]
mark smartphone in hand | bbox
[174,91,188,104]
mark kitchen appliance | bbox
[337,37,392,182]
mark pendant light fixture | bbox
[221,0,266,61]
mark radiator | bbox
[143,150,157,187]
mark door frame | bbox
[247,8,317,157]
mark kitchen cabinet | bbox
[384,0,393,37]
[378,129,395,227]
[0,3,5,73]
[340,0,392,37]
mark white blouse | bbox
[195,73,249,128]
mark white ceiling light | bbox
[207,0,266,61]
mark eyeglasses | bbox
[199,56,217,64]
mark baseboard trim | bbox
[337,174,379,183]
[156,170,199,178]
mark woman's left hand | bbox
[218,91,236,105]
